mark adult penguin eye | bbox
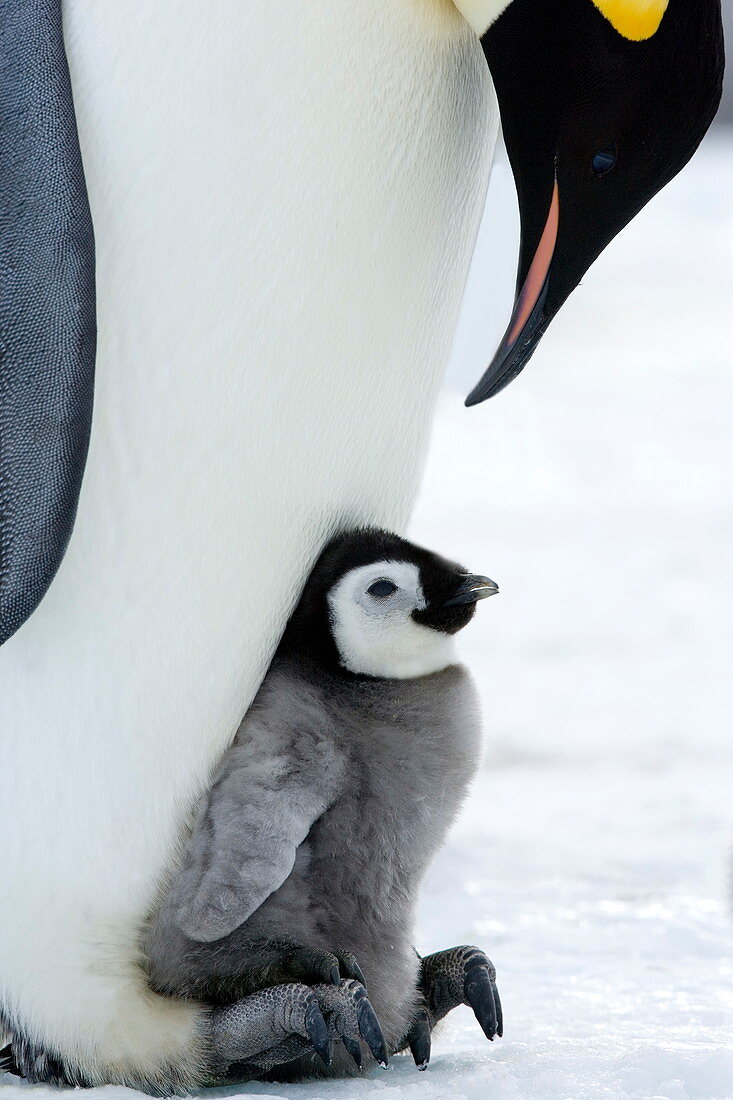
[591,146,617,176]
[367,579,397,598]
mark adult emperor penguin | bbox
[0,0,723,1091]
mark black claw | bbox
[304,998,331,1067]
[336,951,367,989]
[464,966,498,1041]
[407,1009,431,1070]
[355,989,389,1067]
[493,982,503,1038]
[342,1036,363,1069]
[329,964,340,985]
[351,960,367,988]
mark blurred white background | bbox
[407,125,733,1097]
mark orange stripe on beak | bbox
[464,179,560,406]
[507,180,559,348]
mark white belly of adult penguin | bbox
[0,2,501,1089]
[0,0,722,1091]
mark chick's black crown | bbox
[277,528,485,675]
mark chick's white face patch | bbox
[327,561,457,680]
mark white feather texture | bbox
[0,0,496,1086]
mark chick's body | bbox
[147,530,494,1077]
[240,655,481,1048]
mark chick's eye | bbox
[591,146,617,176]
[367,579,397,598]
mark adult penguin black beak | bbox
[465,0,725,406]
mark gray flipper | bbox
[160,713,345,943]
[0,0,96,645]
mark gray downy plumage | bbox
[145,529,498,1079]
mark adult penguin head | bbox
[464,0,725,405]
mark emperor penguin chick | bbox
[147,529,501,1081]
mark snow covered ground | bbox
[4,136,732,1100]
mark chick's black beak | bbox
[443,574,499,607]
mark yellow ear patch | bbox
[590,0,669,41]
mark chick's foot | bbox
[398,945,502,1070]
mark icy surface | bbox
[3,137,733,1100]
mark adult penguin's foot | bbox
[397,945,502,1070]
[208,979,387,1084]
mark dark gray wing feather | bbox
[0,0,96,645]
[164,703,346,944]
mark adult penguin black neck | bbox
[466,0,725,406]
